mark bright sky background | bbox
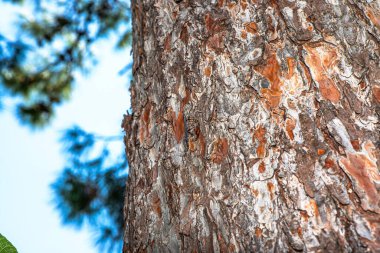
[0,3,131,253]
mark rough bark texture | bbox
[123,0,380,252]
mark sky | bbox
[0,3,131,253]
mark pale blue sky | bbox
[0,3,131,253]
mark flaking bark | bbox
[123,0,380,252]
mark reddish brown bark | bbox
[123,0,380,252]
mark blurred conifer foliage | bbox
[54,126,128,252]
[0,0,131,252]
[0,0,131,126]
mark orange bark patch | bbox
[256,144,266,159]
[241,0,247,10]
[255,227,262,237]
[304,44,341,103]
[255,54,281,90]
[188,139,196,152]
[228,243,236,252]
[241,30,247,39]
[258,162,266,173]
[282,57,304,97]
[204,66,212,77]
[180,25,189,44]
[373,86,380,102]
[164,34,171,52]
[251,188,259,196]
[351,139,360,151]
[172,10,178,19]
[317,149,326,155]
[228,2,236,9]
[365,8,380,29]
[319,80,340,103]
[359,81,366,90]
[205,13,224,33]
[151,193,162,218]
[189,126,206,158]
[217,233,228,253]
[254,53,283,108]
[142,103,151,125]
[300,210,309,221]
[211,138,229,164]
[254,126,266,141]
[285,118,296,140]
[254,126,267,158]
[324,157,336,169]
[286,57,296,79]
[260,89,282,108]
[363,141,377,159]
[340,153,380,212]
[244,21,257,34]
[181,89,191,108]
[206,33,225,53]
[139,102,152,142]
[205,13,214,32]
[171,90,190,144]
[310,199,319,217]
[173,110,185,143]
[297,227,303,237]
[267,182,275,200]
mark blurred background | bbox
[0,1,132,252]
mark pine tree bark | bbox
[123,0,380,252]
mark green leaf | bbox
[0,234,18,253]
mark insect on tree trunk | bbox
[122,0,380,252]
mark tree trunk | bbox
[122,0,380,252]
